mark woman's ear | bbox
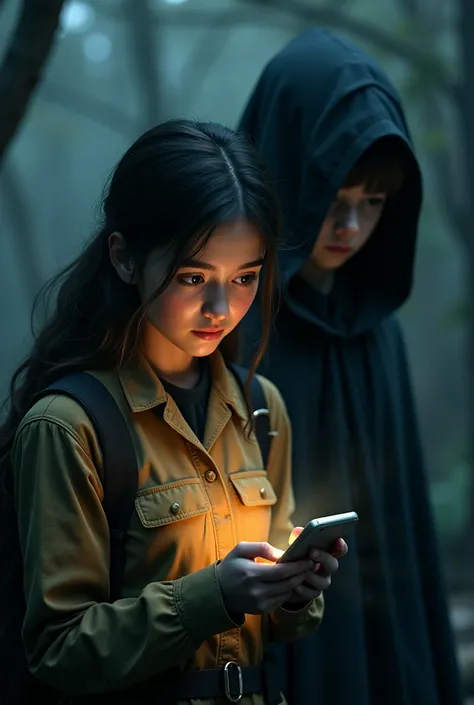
[109,231,136,284]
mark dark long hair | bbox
[0,118,281,488]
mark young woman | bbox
[0,119,345,705]
[238,28,462,705]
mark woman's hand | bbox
[285,530,348,604]
[216,542,315,615]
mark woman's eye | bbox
[364,197,386,208]
[234,273,258,286]
[178,274,204,286]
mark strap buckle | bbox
[224,661,243,702]
[252,408,278,437]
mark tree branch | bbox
[97,4,283,28]
[38,80,137,137]
[102,0,459,102]
[0,0,65,165]
[242,0,458,101]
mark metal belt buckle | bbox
[224,661,243,703]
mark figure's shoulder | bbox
[376,315,407,352]
[373,315,415,383]
[380,314,403,335]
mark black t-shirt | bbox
[160,362,210,442]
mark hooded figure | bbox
[238,29,462,705]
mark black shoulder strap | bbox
[44,372,138,601]
[42,368,271,599]
[227,364,272,470]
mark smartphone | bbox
[277,511,358,563]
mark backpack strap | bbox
[43,367,272,601]
[45,372,137,602]
[227,364,273,470]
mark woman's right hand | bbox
[216,542,314,615]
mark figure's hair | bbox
[345,137,405,194]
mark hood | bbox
[239,28,422,337]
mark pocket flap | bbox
[135,478,209,527]
[229,471,277,506]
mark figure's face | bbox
[309,184,387,270]
[138,219,265,358]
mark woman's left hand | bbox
[285,534,348,604]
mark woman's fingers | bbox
[331,538,348,558]
[301,570,332,591]
[288,526,304,545]
[308,548,339,576]
[255,558,314,582]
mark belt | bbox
[176,660,281,704]
[101,655,282,704]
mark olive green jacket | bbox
[13,352,323,704]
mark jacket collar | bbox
[118,351,249,422]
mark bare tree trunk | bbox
[458,0,474,545]
[124,0,164,130]
[0,0,65,165]
[180,19,235,107]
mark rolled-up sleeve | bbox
[13,416,236,695]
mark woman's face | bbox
[309,184,387,270]
[139,219,265,358]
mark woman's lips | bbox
[191,329,225,341]
[324,245,353,253]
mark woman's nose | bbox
[335,206,360,239]
[203,307,227,322]
[202,286,229,321]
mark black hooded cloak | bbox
[239,28,462,705]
